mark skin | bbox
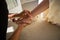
[8,0,49,40]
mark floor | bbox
[20,20,60,40]
[7,16,60,40]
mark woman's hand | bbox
[8,13,16,19]
[12,10,33,27]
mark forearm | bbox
[8,0,49,18]
[8,0,49,40]
[8,24,25,40]
[31,0,49,17]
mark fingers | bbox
[19,10,33,24]
[13,16,32,25]
[12,10,33,26]
[8,14,16,20]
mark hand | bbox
[12,10,33,26]
[8,14,16,19]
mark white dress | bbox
[47,0,60,26]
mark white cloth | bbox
[47,0,60,25]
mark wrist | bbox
[18,23,27,27]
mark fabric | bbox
[0,0,8,40]
[47,0,60,25]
